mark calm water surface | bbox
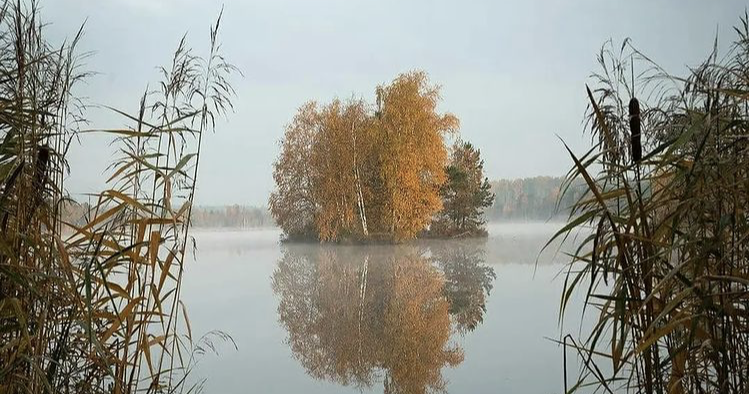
[182,223,587,394]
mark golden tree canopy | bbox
[270,71,461,242]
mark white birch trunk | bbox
[351,120,368,236]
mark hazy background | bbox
[45,0,746,206]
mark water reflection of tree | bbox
[272,244,496,394]
[431,242,496,333]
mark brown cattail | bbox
[33,145,50,192]
[23,146,50,228]
[629,97,642,164]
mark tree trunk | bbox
[351,120,368,236]
[354,166,368,236]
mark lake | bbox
[181,223,589,394]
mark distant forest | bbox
[60,203,274,229]
[191,205,274,228]
[181,176,583,228]
[486,176,585,221]
[63,177,580,229]
[194,177,581,228]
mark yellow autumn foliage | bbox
[270,71,458,242]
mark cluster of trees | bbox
[270,71,493,242]
[485,176,584,221]
[272,243,495,393]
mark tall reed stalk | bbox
[553,14,749,394]
[0,1,237,392]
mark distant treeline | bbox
[191,205,274,228]
[64,176,579,229]
[192,176,578,228]
[486,176,584,221]
[60,202,274,229]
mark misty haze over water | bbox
[182,223,591,393]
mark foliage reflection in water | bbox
[271,243,496,394]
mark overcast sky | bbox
[46,0,745,206]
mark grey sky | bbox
[46,0,745,206]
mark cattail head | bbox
[33,145,50,195]
[629,97,642,164]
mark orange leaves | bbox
[375,71,453,240]
[269,102,320,239]
[270,71,456,242]
[310,99,371,241]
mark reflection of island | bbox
[271,244,495,394]
[431,244,496,333]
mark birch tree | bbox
[269,102,320,239]
[374,71,458,240]
[311,99,373,241]
[270,71,460,242]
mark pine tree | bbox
[432,141,494,236]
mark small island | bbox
[269,71,494,242]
